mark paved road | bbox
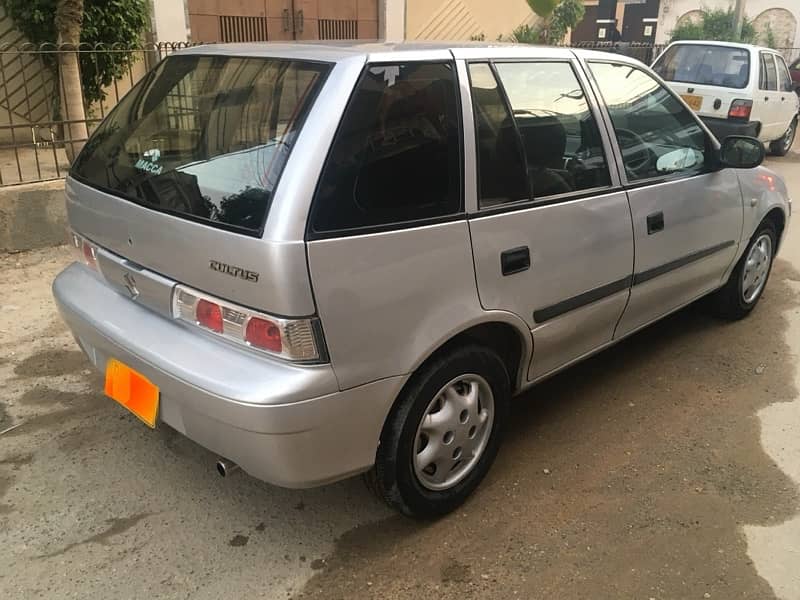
[1,145,799,599]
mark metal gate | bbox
[187,1,379,43]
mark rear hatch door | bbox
[653,43,751,120]
[67,52,331,316]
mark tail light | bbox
[728,99,752,120]
[71,231,98,271]
[172,285,325,363]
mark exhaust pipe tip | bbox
[216,459,239,477]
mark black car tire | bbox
[366,344,510,518]
[708,221,777,320]
[769,117,797,157]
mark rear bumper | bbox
[52,263,403,488]
[700,116,761,141]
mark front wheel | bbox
[769,117,797,156]
[707,222,777,320]
[366,344,510,518]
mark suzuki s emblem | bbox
[123,273,140,299]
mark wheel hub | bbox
[412,374,494,491]
[741,233,772,304]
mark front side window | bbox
[310,62,461,234]
[488,61,611,201]
[776,56,793,93]
[652,44,750,89]
[760,53,778,91]
[72,55,329,234]
[589,62,707,183]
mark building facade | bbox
[150,0,539,44]
[657,0,799,47]
[570,0,800,48]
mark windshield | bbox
[71,54,329,234]
[653,44,750,89]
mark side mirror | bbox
[718,136,765,169]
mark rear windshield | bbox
[653,44,750,89]
[71,55,329,234]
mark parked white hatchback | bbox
[653,40,799,156]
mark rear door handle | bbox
[646,211,664,234]
[501,246,530,276]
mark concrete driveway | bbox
[2,146,799,599]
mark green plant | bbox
[2,0,150,104]
[527,0,559,18]
[525,0,585,44]
[670,7,758,44]
[509,23,542,44]
[548,0,585,44]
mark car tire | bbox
[769,117,797,156]
[707,221,777,320]
[365,344,510,518]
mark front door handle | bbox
[501,246,530,276]
[646,211,664,234]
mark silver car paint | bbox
[615,171,743,337]
[306,220,533,391]
[53,263,405,487]
[65,172,318,317]
[53,43,791,490]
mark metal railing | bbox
[0,41,797,187]
[0,42,197,187]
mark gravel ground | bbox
[1,150,799,599]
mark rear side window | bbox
[72,55,329,235]
[310,62,462,235]
[760,53,778,91]
[653,44,750,89]
[493,61,611,199]
[775,56,793,92]
[467,63,529,207]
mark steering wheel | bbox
[615,128,652,179]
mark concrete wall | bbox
[657,0,800,48]
[381,0,406,40]
[151,0,191,43]
[0,180,66,253]
[406,0,537,41]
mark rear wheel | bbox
[769,117,797,156]
[366,344,510,518]
[708,221,776,320]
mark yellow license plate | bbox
[681,94,703,111]
[104,359,159,428]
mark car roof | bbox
[664,39,781,53]
[176,41,646,66]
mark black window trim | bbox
[305,59,466,241]
[586,59,719,190]
[468,184,625,220]
[71,53,335,239]
[466,57,617,215]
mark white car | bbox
[653,40,799,156]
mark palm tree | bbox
[55,0,89,161]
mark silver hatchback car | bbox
[54,42,791,517]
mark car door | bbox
[774,54,800,134]
[755,52,782,141]
[585,60,742,338]
[463,56,634,381]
